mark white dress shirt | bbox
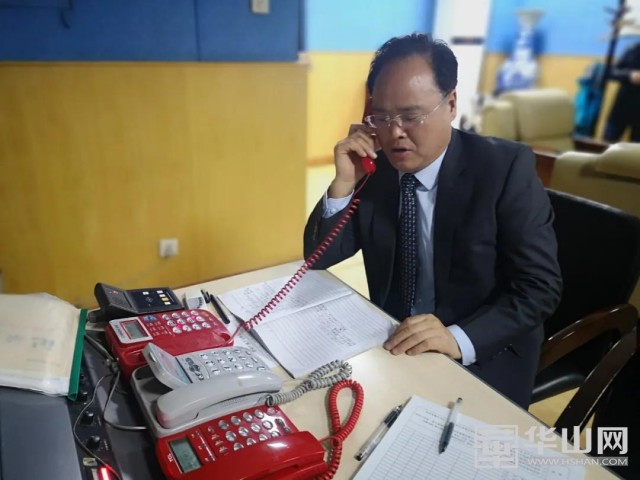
[321,150,477,365]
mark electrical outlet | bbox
[159,238,179,258]
[251,0,270,15]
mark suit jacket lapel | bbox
[434,129,471,314]
[368,157,399,305]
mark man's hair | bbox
[366,33,458,96]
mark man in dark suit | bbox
[303,34,562,408]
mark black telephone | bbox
[89,282,183,322]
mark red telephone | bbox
[360,95,377,175]
[155,405,327,480]
[104,309,232,377]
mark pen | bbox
[355,405,402,462]
[208,292,231,325]
[439,397,463,454]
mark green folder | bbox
[67,308,87,401]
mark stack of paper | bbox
[354,395,586,480]
[219,271,396,378]
[0,293,85,397]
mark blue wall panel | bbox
[0,0,299,61]
[305,0,434,52]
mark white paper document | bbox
[219,271,396,378]
[354,395,585,480]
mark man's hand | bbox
[383,314,462,359]
[329,124,378,198]
[630,70,640,85]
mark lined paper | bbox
[219,271,395,378]
[354,395,585,480]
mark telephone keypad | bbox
[177,346,270,383]
[185,405,298,462]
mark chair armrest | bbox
[554,328,637,441]
[538,304,638,372]
[533,149,559,187]
[572,135,610,153]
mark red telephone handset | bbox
[360,95,377,175]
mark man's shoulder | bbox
[453,129,531,169]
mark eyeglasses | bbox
[364,94,449,130]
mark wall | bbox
[0,1,307,306]
[0,0,300,61]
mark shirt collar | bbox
[398,147,447,191]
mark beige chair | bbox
[549,142,640,309]
[480,88,575,150]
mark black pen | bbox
[439,397,463,454]
[208,292,231,325]
[355,405,403,462]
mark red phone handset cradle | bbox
[360,95,377,175]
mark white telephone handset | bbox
[143,343,282,430]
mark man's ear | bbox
[448,89,458,119]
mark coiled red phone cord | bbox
[317,380,364,480]
[231,175,371,338]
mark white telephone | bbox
[142,343,282,430]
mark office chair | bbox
[532,190,640,441]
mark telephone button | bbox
[202,322,211,329]
[171,313,180,319]
[177,319,185,325]
[187,318,195,323]
[262,420,273,430]
[162,314,170,320]
[250,423,261,433]
[242,412,253,422]
[246,438,257,446]
[233,443,244,451]
[183,326,192,332]
[254,409,264,419]
[167,320,175,327]
[238,427,249,437]
[270,431,280,438]
[258,434,268,442]
[196,316,205,322]
[200,353,209,359]
[234,364,243,370]
[172,327,182,334]
[266,407,277,415]
[275,418,285,427]
[143,315,157,322]
[225,431,236,442]
[230,416,241,426]
[245,363,254,369]
[223,366,232,372]
[211,369,220,375]
[283,427,292,434]
[181,312,189,318]
[192,324,202,330]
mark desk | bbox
[173,261,614,480]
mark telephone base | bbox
[131,366,269,438]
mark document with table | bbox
[218,270,396,378]
[354,395,585,480]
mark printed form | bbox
[219,271,396,378]
[354,395,585,480]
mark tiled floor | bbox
[305,164,575,427]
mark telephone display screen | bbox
[122,320,146,340]
[169,438,201,473]
[129,289,178,310]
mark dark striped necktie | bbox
[399,173,420,320]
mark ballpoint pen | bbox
[439,397,463,454]
[208,292,231,325]
[355,405,403,462]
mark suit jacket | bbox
[304,129,562,407]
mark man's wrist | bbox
[328,178,356,199]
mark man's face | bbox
[371,55,456,173]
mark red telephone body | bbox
[105,309,232,377]
[156,405,327,480]
[361,95,377,175]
